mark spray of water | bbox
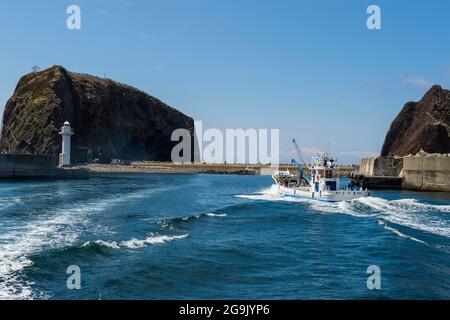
[237,184,450,242]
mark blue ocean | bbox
[0,174,449,300]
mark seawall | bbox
[360,157,403,177]
[402,155,450,192]
[356,154,450,192]
[0,154,57,178]
[87,162,357,176]
[0,154,88,180]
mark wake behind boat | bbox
[272,140,370,202]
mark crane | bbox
[292,138,311,170]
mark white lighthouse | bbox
[59,121,74,167]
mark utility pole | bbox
[31,65,41,73]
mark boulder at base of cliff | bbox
[0,66,196,163]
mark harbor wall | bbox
[402,156,450,192]
[0,154,89,180]
[356,155,450,192]
[0,154,58,178]
[360,157,403,177]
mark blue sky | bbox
[1,0,450,163]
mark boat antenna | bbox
[292,138,311,170]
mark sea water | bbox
[0,174,449,299]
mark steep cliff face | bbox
[0,66,195,163]
[381,85,450,157]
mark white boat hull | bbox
[277,185,370,202]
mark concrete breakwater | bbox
[84,162,357,176]
[1,156,356,178]
[354,153,450,192]
[0,154,88,180]
[359,157,403,177]
[402,155,450,192]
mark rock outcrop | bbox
[0,66,195,163]
[381,85,450,157]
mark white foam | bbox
[391,198,450,213]
[236,185,372,217]
[0,187,160,300]
[205,213,227,217]
[378,220,427,245]
[82,240,120,250]
[159,212,227,228]
[307,200,374,217]
[82,233,188,250]
[355,197,450,214]
[355,197,450,238]
[236,185,284,201]
[120,234,188,249]
[0,197,23,211]
[237,186,450,239]
[0,211,83,300]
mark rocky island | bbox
[381,85,450,156]
[0,65,195,163]
[354,85,450,192]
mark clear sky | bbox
[1,0,449,163]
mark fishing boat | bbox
[272,140,370,202]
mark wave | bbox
[0,186,162,300]
[378,220,428,245]
[355,197,450,239]
[206,213,227,217]
[0,210,83,300]
[236,185,373,217]
[0,197,24,212]
[355,197,450,214]
[83,234,188,250]
[120,234,188,249]
[236,185,283,202]
[157,211,227,229]
[82,240,121,250]
[237,185,450,240]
